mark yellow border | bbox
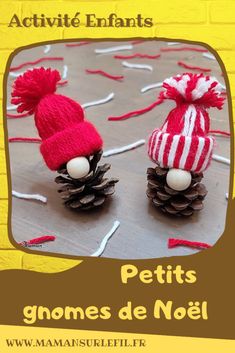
[0,325,235,352]
[0,0,234,273]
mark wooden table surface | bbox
[7,40,230,259]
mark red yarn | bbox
[11,67,61,114]
[209,130,230,137]
[86,69,124,81]
[57,80,68,86]
[7,112,31,118]
[10,57,64,72]
[9,137,41,143]
[65,42,90,47]
[108,98,164,121]
[178,61,211,72]
[11,67,103,170]
[19,235,56,246]
[114,53,161,59]
[131,40,145,45]
[168,238,212,250]
[161,46,208,53]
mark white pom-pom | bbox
[166,168,192,191]
[66,157,90,179]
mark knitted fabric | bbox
[11,67,103,170]
[148,73,224,173]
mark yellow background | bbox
[0,0,234,350]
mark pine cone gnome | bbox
[11,67,118,210]
[147,73,224,217]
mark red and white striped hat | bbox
[148,73,224,173]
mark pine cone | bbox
[55,150,119,210]
[147,165,207,217]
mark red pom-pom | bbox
[159,73,224,109]
[11,67,61,114]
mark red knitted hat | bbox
[148,73,224,173]
[11,67,103,170]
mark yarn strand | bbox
[209,130,230,137]
[95,45,133,54]
[161,46,208,53]
[86,69,124,81]
[19,235,56,247]
[131,40,145,45]
[114,53,161,59]
[108,98,163,121]
[66,41,90,47]
[177,61,211,72]
[9,137,41,143]
[57,80,68,86]
[168,238,212,250]
[44,45,51,54]
[212,154,230,165]
[202,53,216,60]
[10,57,64,72]
[12,190,47,203]
[103,139,145,157]
[122,61,153,72]
[82,93,114,109]
[91,221,120,257]
[141,82,163,93]
[7,112,31,119]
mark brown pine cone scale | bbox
[147,165,207,217]
[55,150,119,210]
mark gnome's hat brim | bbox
[40,121,103,170]
[148,129,214,173]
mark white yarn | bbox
[12,190,47,203]
[7,105,17,111]
[164,74,190,98]
[103,139,145,157]
[182,105,196,136]
[141,82,163,93]
[212,154,230,165]
[200,138,214,172]
[9,71,24,78]
[200,111,205,132]
[44,45,51,54]
[191,137,205,171]
[167,135,180,167]
[191,76,220,101]
[179,136,192,169]
[218,83,226,91]
[91,221,120,257]
[167,42,180,46]
[95,45,133,54]
[82,92,114,109]
[226,193,228,200]
[62,65,68,79]
[158,133,169,167]
[202,53,216,60]
[122,61,153,72]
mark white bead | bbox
[66,157,90,179]
[166,168,192,191]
